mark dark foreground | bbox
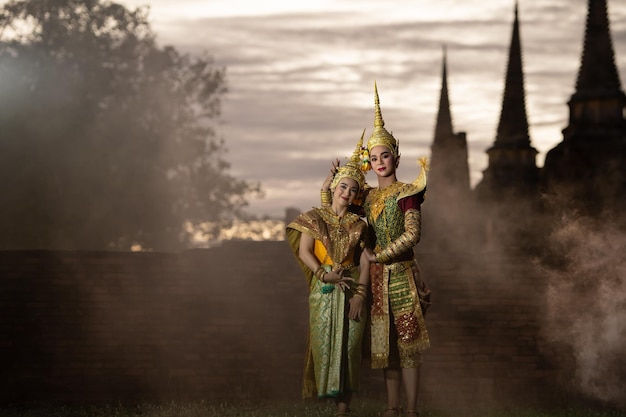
[0,399,625,417]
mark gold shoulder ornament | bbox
[396,157,429,202]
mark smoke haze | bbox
[541,214,626,407]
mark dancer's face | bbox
[332,178,359,207]
[369,146,397,178]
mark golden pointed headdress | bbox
[366,81,399,157]
[331,129,367,191]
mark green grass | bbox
[0,399,624,417]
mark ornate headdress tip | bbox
[367,83,400,157]
[330,131,368,191]
[373,81,385,128]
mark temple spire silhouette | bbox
[575,0,623,97]
[542,0,626,215]
[495,1,531,147]
[428,46,470,199]
[475,2,538,200]
[564,0,626,135]
[425,47,471,247]
[433,45,454,142]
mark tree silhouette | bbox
[0,0,261,251]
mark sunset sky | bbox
[17,0,626,217]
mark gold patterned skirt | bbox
[303,267,366,398]
[369,260,430,369]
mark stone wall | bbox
[0,241,569,409]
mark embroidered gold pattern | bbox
[396,313,419,343]
[370,263,385,317]
[287,207,366,291]
[364,183,430,369]
[285,207,368,398]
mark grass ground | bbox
[0,399,624,417]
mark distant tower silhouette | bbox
[542,0,626,215]
[424,47,472,247]
[472,2,541,251]
[475,2,539,201]
[428,46,470,206]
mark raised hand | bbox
[321,158,341,191]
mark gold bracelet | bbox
[355,287,367,298]
[353,292,366,301]
[315,266,325,281]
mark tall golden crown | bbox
[331,129,367,191]
[366,81,399,157]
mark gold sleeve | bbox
[375,208,421,263]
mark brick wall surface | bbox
[0,242,569,409]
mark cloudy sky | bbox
[108,1,626,217]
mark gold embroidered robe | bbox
[286,207,368,398]
[364,182,430,369]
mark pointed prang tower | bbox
[542,0,626,215]
[474,2,539,202]
[425,47,472,247]
[428,46,470,205]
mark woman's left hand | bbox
[324,266,353,291]
[348,295,364,321]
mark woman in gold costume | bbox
[286,135,370,417]
[323,83,430,417]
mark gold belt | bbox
[388,260,414,273]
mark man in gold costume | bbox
[287,135,371,417]
[322,83,430,417]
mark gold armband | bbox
[375,209,421,263]
[320,189,332,206]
